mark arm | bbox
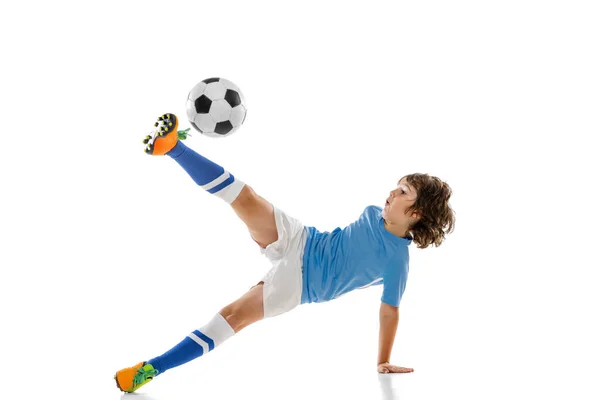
[377,302,414,373]
[378,301,399,365]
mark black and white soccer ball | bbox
[186,77,247,138]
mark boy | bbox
[115,114,456,392]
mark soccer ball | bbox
[186,77,247,138]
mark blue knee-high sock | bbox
[147,313,235,375]
[166,141,245,204]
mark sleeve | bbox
[381,260,409,307]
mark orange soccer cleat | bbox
[114,361,159,393]
[143,113,181,156]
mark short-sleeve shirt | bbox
[300,205,411,307]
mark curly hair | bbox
[401,173,456,249]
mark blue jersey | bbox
[300,205,412,307]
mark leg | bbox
[152,127,278,249]
[149,283,265,370]
[231,185,278,249]
[219,281,265,333]
[116,283,266,393]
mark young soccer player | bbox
[115,114,456,392]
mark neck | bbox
[383,219,411,239]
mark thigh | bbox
[231,185,278,248]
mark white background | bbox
[1,1,599,399]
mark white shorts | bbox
[253,205,306,319]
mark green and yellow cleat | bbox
[143,113,190,155]
[114,361,159,393]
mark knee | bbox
[218,285,265,332]
[219,306,242,332]
[233,184,257,207]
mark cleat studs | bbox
[143,138,149,144]
[168,122,172,127]
[154,122,159,127]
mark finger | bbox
[392,366,414,373]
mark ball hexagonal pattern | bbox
[186,77,247,138]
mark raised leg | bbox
[154,128,279,249]
[231,185,278,249]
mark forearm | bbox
[378,311,399,365]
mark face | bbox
[382,177,420,225]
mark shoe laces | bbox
[133,365,156,386]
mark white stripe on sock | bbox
[215,179,245,204]
[201,171,231,191]
[188,332,210,354]
[198,313,236,348]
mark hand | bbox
[377,362,414,374]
